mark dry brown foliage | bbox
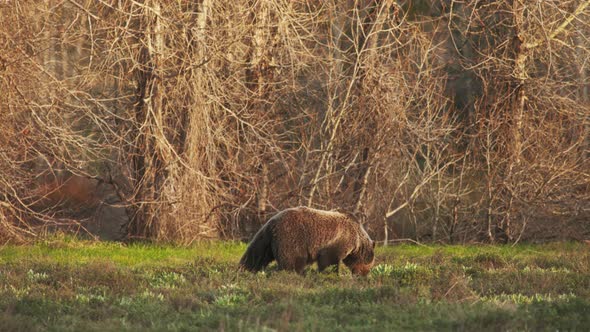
[0,0,588,244]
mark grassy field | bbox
[1,238,589,331]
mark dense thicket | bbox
[1,0,588,244]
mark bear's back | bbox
[271,207,358,253]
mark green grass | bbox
[1,239,589,331]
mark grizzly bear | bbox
[239,206,375,275]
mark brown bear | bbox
[239,206,375,275]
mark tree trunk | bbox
[130,1,168,237]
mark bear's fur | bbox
[239,206,375,275]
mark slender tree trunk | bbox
[512,0,527,167]
[307,0,353,206]
[383,218,388,247]
[244,0,278,219]
[575,0,589,156]
[131,1,167,237]
[352,1,392,213]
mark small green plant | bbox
[399,262,419,272]
[481,293,577,305]
[214,284,248,307]
[371,264,395,277]
[75,293,108,304]
[392,262,432,286]
[148,271,187,289]
[140,289,165,301]
[7,285,30,299]
[522,266,572,274]
[74,286,110,306]
[26,269,49,283]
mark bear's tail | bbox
[239,222,275,272]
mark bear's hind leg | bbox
[317,247,341,273]
[277,255,308,275]
[293,256,308,275]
